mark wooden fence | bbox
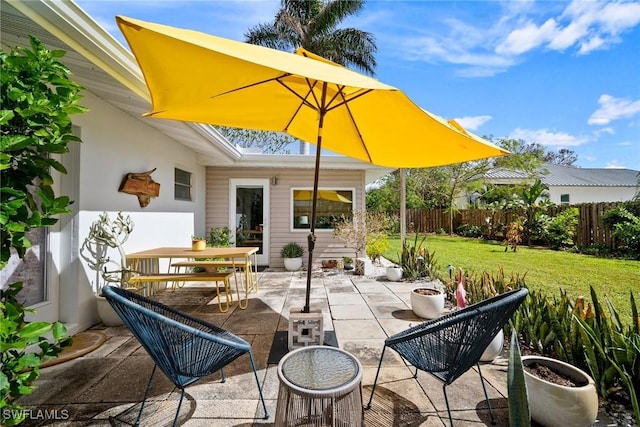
[396,202,622,249]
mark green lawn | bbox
[383,234,639,322]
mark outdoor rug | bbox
[267,330,338,365]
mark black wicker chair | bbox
[102,285,269,426]
[366,288,528,426]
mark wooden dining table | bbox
[126,246,259,308]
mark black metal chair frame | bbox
[103,285,269,426]
[366,288,528,426]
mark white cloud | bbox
[605,161,627,169]
[510,128,589,147]
[394,0,640,77]
[594,127,615,137]
[588,95,640,125]
[495,19,557,55]
[617,141,633,146]
[454,115,492,131]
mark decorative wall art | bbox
[119,168,160,207]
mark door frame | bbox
[228,178,270,266]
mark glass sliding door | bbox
[229,179,270,265]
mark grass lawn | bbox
[383,234,639,322]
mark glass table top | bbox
[280,346,360,391]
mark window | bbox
[560,194,570,206]
[174,168,192,201]
[292,189,354,230]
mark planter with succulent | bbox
[80,212,135,326]
[342,256,354,270]
[281,242,304,271]
[521,355,598,427]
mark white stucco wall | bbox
[50,91,207,332]
[548,186,639,204]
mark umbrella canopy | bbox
[117,16,508,313]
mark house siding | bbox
[548,186,638,204]
[207,166,365,267]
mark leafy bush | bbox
[1,283,72,426]
[455,224,483,238]
[209,226,232,247]
[365,233,389,263]
[1,36,82,425]
[603,206,640,255]
[400,234,438,280]
[546,207,578,249]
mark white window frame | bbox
[560,193,570,206]
[174,167,193,201]
[290,187,355,232]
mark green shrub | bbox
[208,226,232,247]
[455,224,483,238]
[546,207,578,249]
[366,233,389,263]
[280,242,304,258]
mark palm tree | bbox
[245,0,377,76]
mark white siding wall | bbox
[548,186,638,204]
[53,91,206,332]
[207,166,365,268]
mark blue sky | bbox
[76,0,640,170]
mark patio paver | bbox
[18,268,519,427]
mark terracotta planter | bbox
[410,287,445,319]
[480,328,504,362]
[522,355,598,427]
[284,257,303,271]
[386,266,403,281]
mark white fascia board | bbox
[224,154,394,183]
[9,0,242,161]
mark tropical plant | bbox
[546,207,578,249]
[603,206,640,254]
[365,233,388,263]
[241,0,377,153]
[1,35,84,426]
[399,234,438,280]
[245,0,377,75]
[280,242,304,258]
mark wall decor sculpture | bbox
[118,168,160,207]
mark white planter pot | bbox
[283,257,303,271]
[480,328,504,362]
[96,295,124,326]
[386,267,403,281]
[522,355,598,427]
[410,287,445,319]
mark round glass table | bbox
[275,345,363,426]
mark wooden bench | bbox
[128,272,240,312]
[171,260,257,293]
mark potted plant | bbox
[191,236,207,251]
[521,355,598,427]
[281,242,304,271]
[410,282,446,319]
[321,259,338,269]
[80,212,135,326]
[342,256,354,270]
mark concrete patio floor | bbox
[19,268,518,426]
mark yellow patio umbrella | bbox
[116,16,508,313]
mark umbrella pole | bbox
[304,85,327,314]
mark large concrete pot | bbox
[522,355,598,427]
[96,295,123,326]
[283,257,303,271]
[410,287,445,319]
